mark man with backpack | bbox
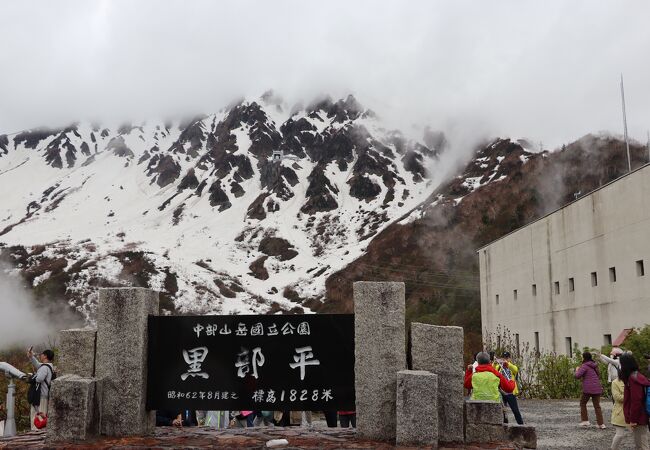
[27,347,55,430]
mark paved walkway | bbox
[520,398,635,450]
[0,399,644,449]
[0,427,514,449]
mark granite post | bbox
[396,370,438,447]
[410,323,464,442]
[464,400,507,444]
[57,328,97,377]
[354,281,406,441]
[46,375,100,442]
[95,287,159,436]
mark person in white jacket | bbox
[597,347,623,383]
[27,348,55,430]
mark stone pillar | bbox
[396,370,438,447]
[354,281,406,441]
[47,375,99,442]
[464,400,506,443]
[57,328,97,377]
[410,323,464,442]
[95,288,159,436]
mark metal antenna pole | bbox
[621,74,631,172]
[647,130,649,163]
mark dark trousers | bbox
[502,393,524,425]
[340,414,356,428]
[324,411,338,428]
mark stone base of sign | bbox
[95,288,158,436]
[410,323,464,442]
[396,370,438,447]
[354,281,406,442]
[465,400,503,425]
[505,424,538,449]
[57,328,97,377]
[46,375,99,442]
[465,423,507,444]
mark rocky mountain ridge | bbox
[0,94,443,319]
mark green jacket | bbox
[464,364,516,401]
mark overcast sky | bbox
[1,1,649,148]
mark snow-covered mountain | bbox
[0,93,445,319]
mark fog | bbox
[1,1,649,148]
[0,265,82,351]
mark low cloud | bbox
[0,265,82,351]
[1,1,649,149]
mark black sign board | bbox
[146,314,354,410]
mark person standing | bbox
[619,353,650,450]
[494,351,523,424]
[574,351,605,428]
[338,410,356,428]
[598,348,623,384]
[27,348,55,431]
[611,374,631,450]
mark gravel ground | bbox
[519,398,639,449]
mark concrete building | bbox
[478,163,650,354]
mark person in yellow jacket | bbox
[610,376,630,449]
[493,351,524,424]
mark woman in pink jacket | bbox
[619,353,650,450]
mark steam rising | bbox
[1,1,649,148]
[0,265,82,351]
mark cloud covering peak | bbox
[1,1,649,148]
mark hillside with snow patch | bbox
[0,94,445,319]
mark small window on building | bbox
[515,333,520,357]
[534,332,540,354]
[513,289,518,301]
[591,272,598,287]
[569,278,575,292]
[554,281,560,294]
[496,294,499,305]
[637,260,645,277]
[532,284,537,296]
[609,267,617,282]
[604,334,612,346]
[565,337,573,356]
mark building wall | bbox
[479,164,650,354]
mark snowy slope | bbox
[0,93,443,318]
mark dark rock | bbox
[259,236,298,261]
[178,169,199,190]
[13,127,61,149]
[0,134,8,155]
[348,175,381,201]
[249,256,269,280]
[208,181,231,210]
[168,117,206,158]
[137,151,151,165]
[107,136,134,158]
[146,154,181,188]
[301,164,338,214]
[505,424,537,449]
[247,193,269,220]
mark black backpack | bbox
[27,364,56,407]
